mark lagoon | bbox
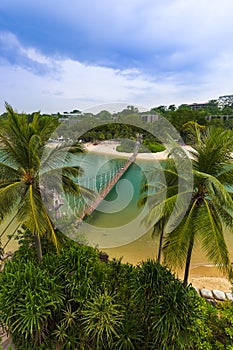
[1,150,233,289]
[72,152,233,274]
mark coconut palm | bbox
[163,126,233,286]
[0,103,87,261]
[139,159,181,264]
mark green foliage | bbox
[132,260,200,349]
[116,139,135,153]
[116,139,165,153]
[81,290,124,350]
[0,104,85,261]
[147,127,233,285]
[0,259,65,349]
[145,142,166,153]
[0,240,206,349]
[190,298,233,350]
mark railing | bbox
[77,143,140,221]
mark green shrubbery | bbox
[0,236,233,349]
[0,236,207,350]
[145,142,166,153]
[116,139,165,153]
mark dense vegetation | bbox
[0,104,233,349]
[43,101,233,145]
[1,235,233,350]
[0,104,91,262]
[141,126,233,286]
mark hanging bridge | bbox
[60,138,142,223]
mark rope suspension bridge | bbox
[61,136,142,224]
[0,136,142,250]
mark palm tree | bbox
[163,126,233,286]
[0,103,86,261]
[139,159,185,264]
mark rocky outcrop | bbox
[194,286,233,303]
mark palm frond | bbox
[195,170,233,209]
[28,134,42,170]
[163,199,198,269]
[0,181,25,221]
[17,185,47,236]
[198,199,231,275]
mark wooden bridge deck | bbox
[79,151,138,220]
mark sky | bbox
[0,0,233,114]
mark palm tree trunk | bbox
[35,233,43,262]
[183,233,194,287]
[157,226,164,264]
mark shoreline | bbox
[84,141,194,160]
[103,247,232,292]
[85,142,232,292]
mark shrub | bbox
[146,142,166,153]
[0,239,223,350]
[0,260,64,349]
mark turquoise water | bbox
[74,153,156,248]
[1,150,233,268]
[63,152,233,268]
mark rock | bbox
[200,288,214,299]
[226,292,233,301]
[212,290,227,301]
[193,286,200,296]
[0,254,9,261]
[206,298,217,307]
[0,263,4,272]
[6,251,13,256]
[99,251,109,263]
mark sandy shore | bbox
[104,247,232,292]
[85,141,195,161]
[85,141,169,160]
[85,142,232,292]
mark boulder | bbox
[0,254,9,261]
[193,286,200,296]
[205,298,217,307]
[226,292,233,301]
[6,251,13,256]
[200,288,214,299]
[212,290,226,301]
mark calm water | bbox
[76,152,153,248]
[1,151,233,271]
[75,152,233,269]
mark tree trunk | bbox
[34,233,43,262]
[183,233,194,287]
[157,227,164,264]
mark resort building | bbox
[205,115,233,121]
[141,114,159,123]
[187,102,209,110]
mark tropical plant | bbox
[132,260,200,350]
[0,259,65,349]
[138,159,180,264]
[163,127,233,286]
[81,290,124,350]
[0,238,206,350]
[0,103,87,261]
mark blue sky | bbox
[0,0,233,113]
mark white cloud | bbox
[1,7,233,115]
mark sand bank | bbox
[85,142,232,292]
[104,247,232,292]
[85,142,169,160]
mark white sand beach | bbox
[85,141,232,292]
[86,141,169,159]
[85,141,194,160]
